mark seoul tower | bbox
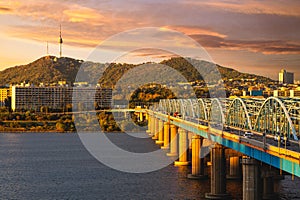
[59,24,63,57]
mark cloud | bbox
[0,7,11,11]
[226,40,300,55]
[0,0,17,14]
[6,25,101,48]
[128,48,179,59]
[2,0,300,57]
[63,5,106,24]
[183,0,300,17]
[163,25,227,38]
[2,0,140,48]
[190,34,300,55]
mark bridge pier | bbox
[155,120,164,145]
[139,112,143,122]
[227,156,241,180]
[205,144,231,200]
[150,116,155,136]
[261,169,277,200]
[152,118,159,140]
[187,135,207,179]
[146,115,151,134]
[161,122,170,149]
[167,124,178,157]
[188,132,193,150]
[174,128,189,166]
[242,157,262,200]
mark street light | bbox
[263,129,267,149]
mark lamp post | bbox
[263,129,267,150]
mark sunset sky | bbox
[1,0,300,80]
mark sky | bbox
[0,0,300,80]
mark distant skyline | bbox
[1,0,300,80]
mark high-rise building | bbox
[11,85,112,111]
[279,69,294,84]
[0,87,11,107]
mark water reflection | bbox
[0,133,298,200]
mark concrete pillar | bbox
[139,112,143,122]
[155,120,164,145]
[188,132,193,150]
[174,128,189,166]
[205,143,231,199]
[227,156,241,180]
[151,116,156,136]
[167,124,178,157]
[161,122,170,149]
[261,170,276,200]
[263,176,275,200]
[187,135,207,179]
[242,157,262,200]
[150,116,154,136]
[146,115,151,134]
[152,118,159,140]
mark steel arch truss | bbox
[196,99,208,121]
[226,98,252,130]
[253,97,298,140]
[286,98,300,139]
[155,97,300,141]
[208,98,225,128]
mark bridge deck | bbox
[147,110,300,177]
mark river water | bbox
[0,133,299,200]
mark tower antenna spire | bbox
[46,41,49,55]
[59,24,63,58]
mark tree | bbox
[56,122,66,132]
[4,97,11,112]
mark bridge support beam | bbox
[174,128,189,166]
[152,118,159,140]
[205,144,231,200]
[167,124,178,157]
[227,156,241,180]
[155,120,164,145]
[242,157,261,200]
[187,135,207,179]
[161,122,170,149]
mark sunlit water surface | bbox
[0,133,299,200]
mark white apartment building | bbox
[11,86,112,111]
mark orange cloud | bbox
[2,0,300,58]
[63,5,106,25]
[163,25,227,38]
[184,0,300,17]
[6,25,101,48]
[190,34,300,55]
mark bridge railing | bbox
[152,97,300,141]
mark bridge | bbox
[137,97,300,200]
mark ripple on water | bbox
[0,133,298,200]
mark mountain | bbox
[0,56,272,87]
[0,56,82,85]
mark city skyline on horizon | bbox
[1,0,300,80]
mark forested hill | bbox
[0,56,272,86]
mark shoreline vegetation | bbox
[0,107,148,133]
[0,84,173,133]
[0,107,157,133]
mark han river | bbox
[0,133,299,200]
